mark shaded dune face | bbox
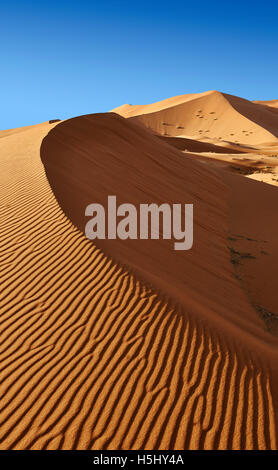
[157,135,249,154]
[221,93,278,139]
[41,113,277,351]
[41,114,230,322]
[41,112,227,306]
[38,114,278,449]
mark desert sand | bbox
[1,91,278,450]
[253,99,278,109]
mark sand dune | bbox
[158,135,250,154]
[1,94,278,450]
[226,172,278,327]
[253,99,278,110]
[112,90,278,145]
[113,91,278,188]
[0,122,53,140]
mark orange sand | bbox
[1,92,278,450]
[253,99,278,109]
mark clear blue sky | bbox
[1,0,277,130]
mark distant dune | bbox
[253,99,278,109]
[112,90,278,145]
[1,91,278,450]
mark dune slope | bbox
[0,113,278,450]
[253,100,278,110]
[113,91,278,145]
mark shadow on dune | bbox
[223,93,278,139]
[38,112,278,448]
[41,112,276,347]
[40,112,227,305]
[158,135,248,154]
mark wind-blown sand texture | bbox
[1,91,278,449]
